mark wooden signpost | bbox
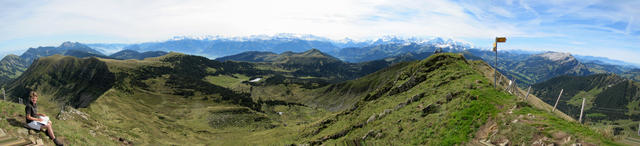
[552,89,564,112]
[494,37,506,89]
[579,98,585,123]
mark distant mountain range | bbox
[215,49,410,86]
[0,43,167,85]
[2,34,639,87]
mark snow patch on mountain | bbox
[538,52,575,63]
[166,33,475,50]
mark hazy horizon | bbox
[1,0,639,64]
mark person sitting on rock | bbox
[25,91,64,146]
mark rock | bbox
[90,130,96,137]
[498,139,509,146]
[394,102,406,110]
[511,119,518,123]
[277,112,284,115]
[421,104,438,117]
[375,132,384,138]
[36,138,44,145]
[17,128,28,135]
[367,114,377,124]
[379,109,392,117]
[28,129,38,135]
[57,106,89,121]
[445,93,454,101]
[362,130,376,140]
[408,93,425,103]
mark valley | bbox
[0,51,626,145]
[0,36,637,145]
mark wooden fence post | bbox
[511,79,517,94]
[506,79,512,93]
[552,89,564,112]
[579,98,585,123]
[524,86,531,100]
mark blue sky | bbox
[0,0,639,64]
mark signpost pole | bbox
[493,37,506,89]
[494,45,498,89]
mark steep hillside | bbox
[296,53,618,145]
[532,74,640,121]
[5,55,116,108]
[622,69,640,81]
[0,42,107,86]
[109,49,168,60]
[0,55,29,85]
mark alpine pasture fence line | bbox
[491,71,576,122]
[2,88,5,101]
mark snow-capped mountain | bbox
[111,34,476,60]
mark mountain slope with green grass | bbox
[532,74,640,142]
[0,53,619,145]
[532,74,639,121]
[109,49,168,60]
[0,42,109,87]
[295,53,618,145]
[0,55,29,86]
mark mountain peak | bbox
[302,48,322,55]
[60,41,85,48]
[537,52,575,63]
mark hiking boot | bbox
[53,138,64,146]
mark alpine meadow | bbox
[1,0,640,145]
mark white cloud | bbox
[0,0,639,64]
[0,0,524,42]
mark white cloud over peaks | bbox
[0,0,521,42]
[0,0,639,64]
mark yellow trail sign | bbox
[496,37,506,43]
[493,42,497,52]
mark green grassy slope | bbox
[295,53,619,145]
[0,53,620,145]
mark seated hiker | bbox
[25,91,63,146]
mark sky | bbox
[0,0,639,64]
